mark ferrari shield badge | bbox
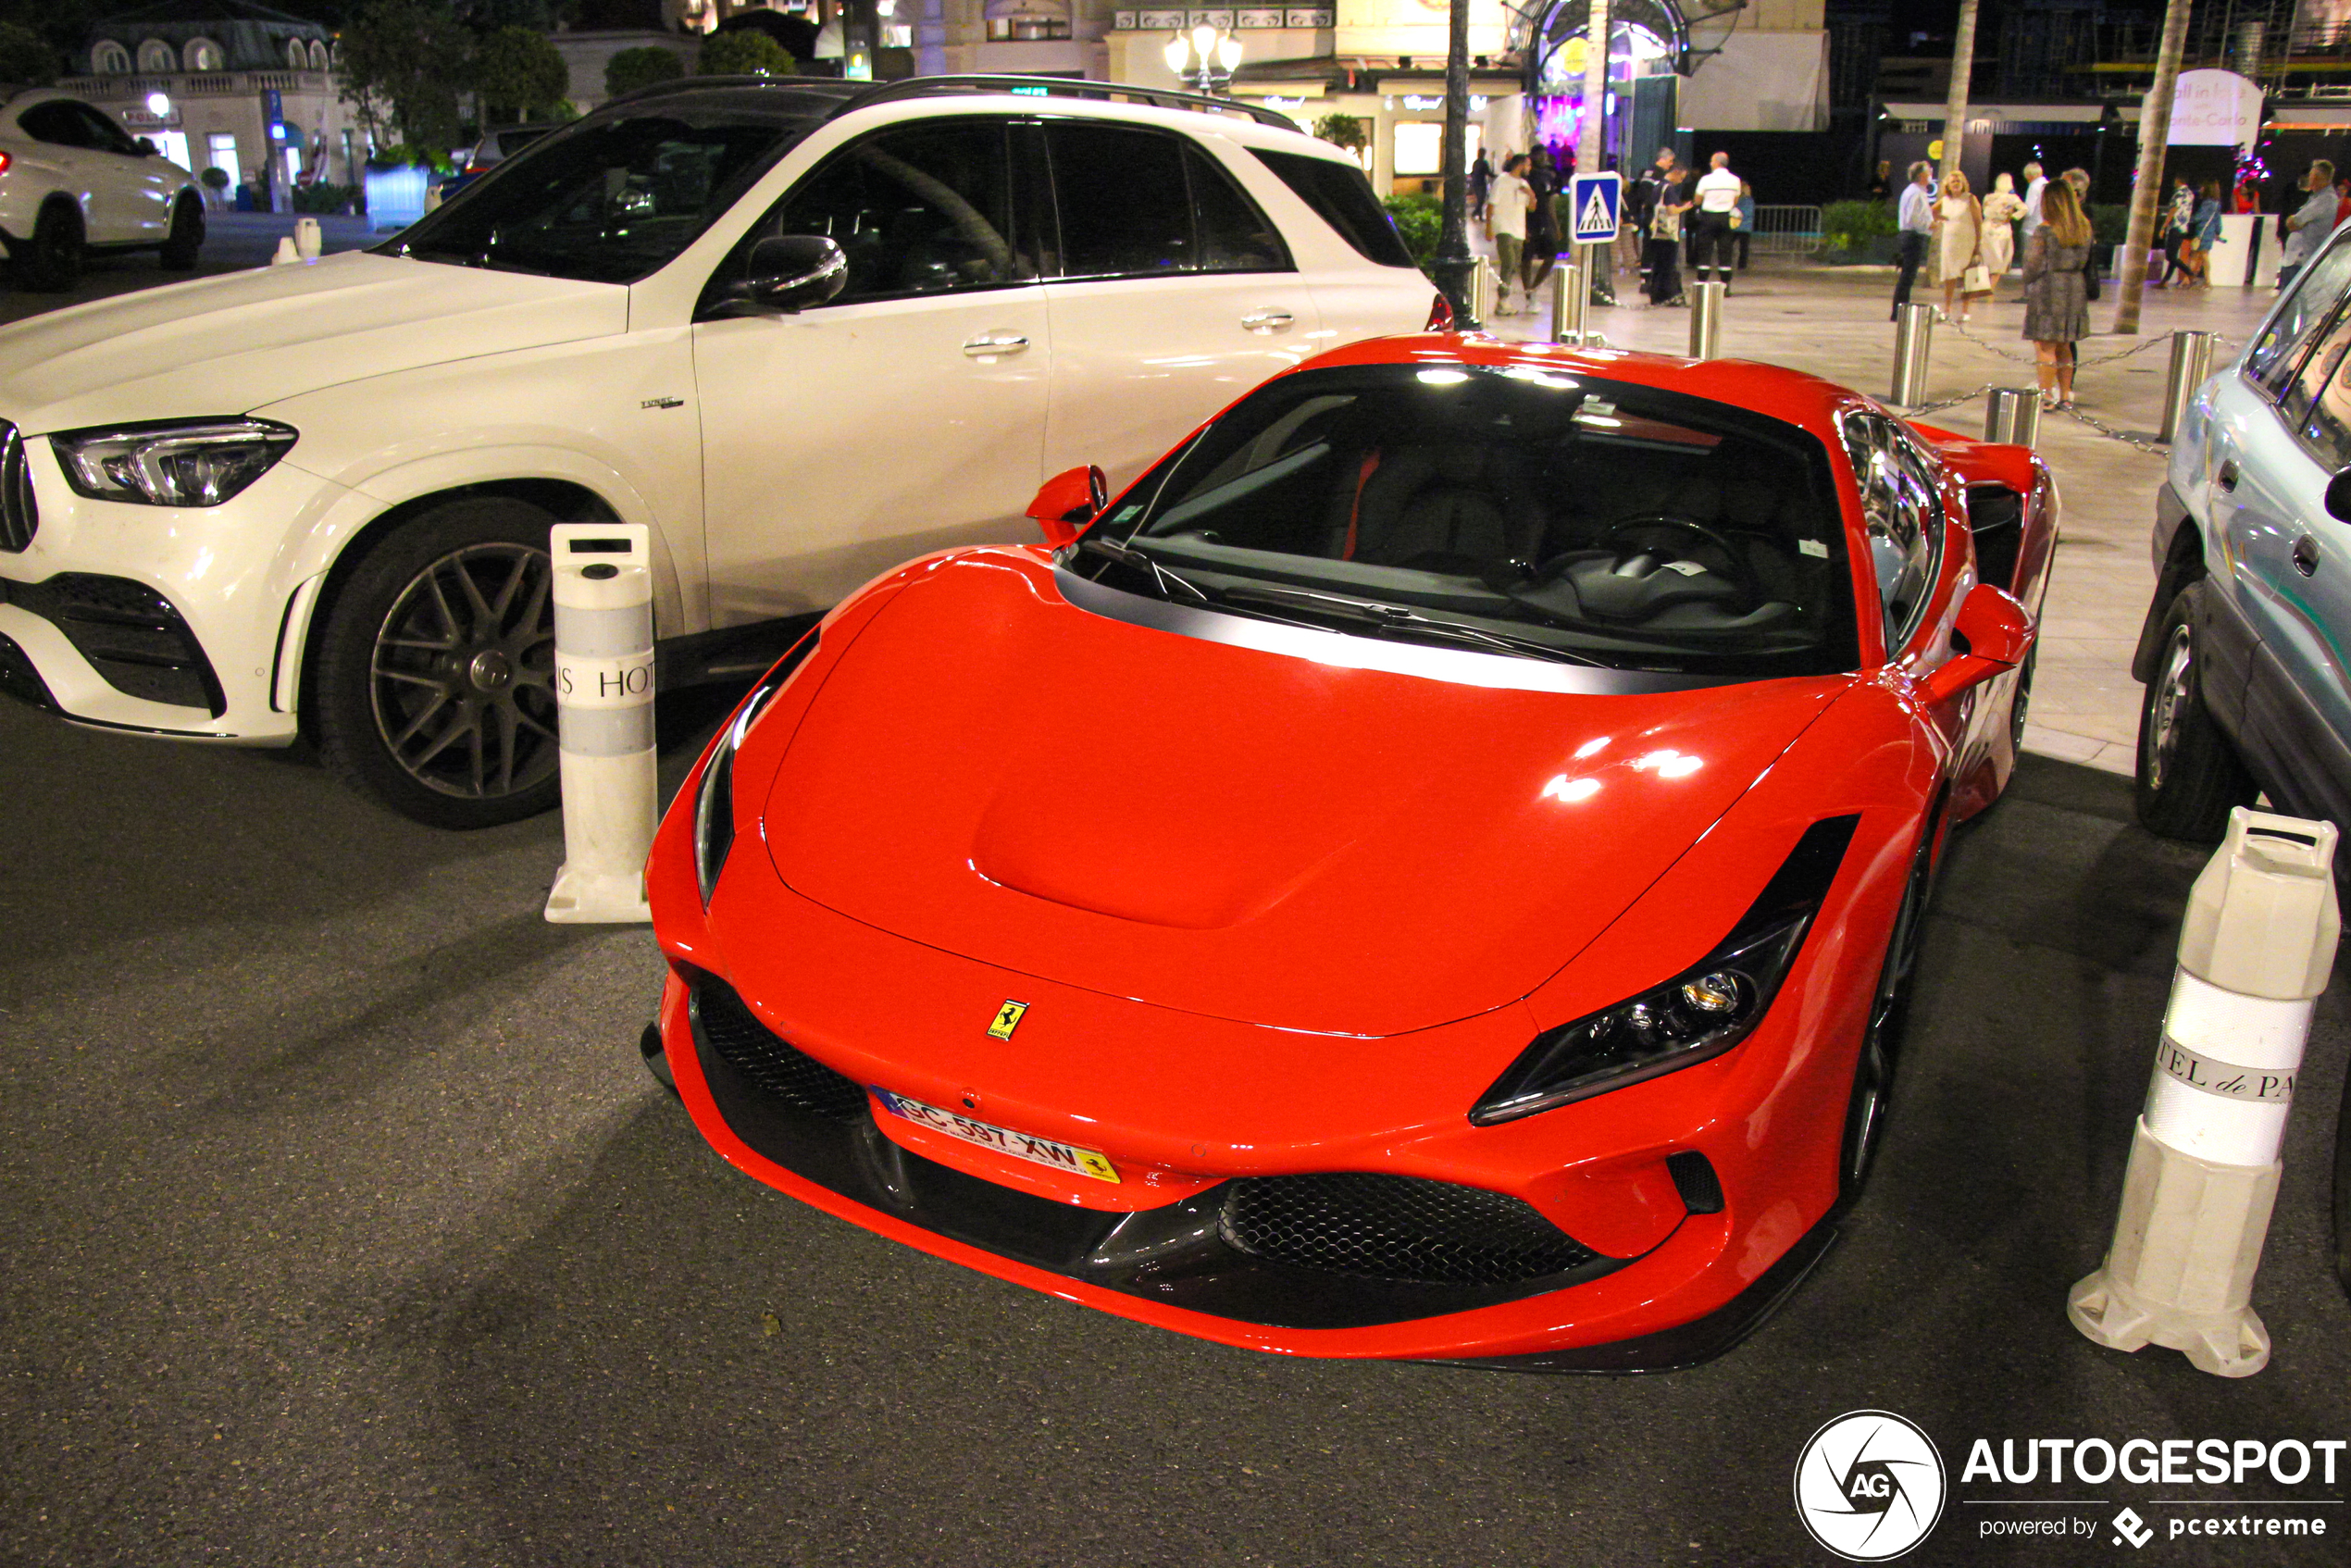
[988,1000,1028,1040]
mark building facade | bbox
[59,1,367,200]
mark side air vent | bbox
[0,421,36,552]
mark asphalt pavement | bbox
[2,694,2347,1566]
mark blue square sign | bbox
[1571,172,1623,243]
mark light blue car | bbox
[2135,224,2351,843]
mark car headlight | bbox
[51,418,298,506]
[694,631,818,904]
[1470,815,1862,1126]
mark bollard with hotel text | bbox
[543,523,656,925]
[2069,808,2339,1375]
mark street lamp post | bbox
[1428,0,1475,328]
[1164,25,1244,94]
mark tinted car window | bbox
[2248,238,2351,393]
[1187,144,1288,272]
[756,120,1030,302]
[19,101,92,148]
[1081,363,1857,678]
[1049,121,1194,277]
[71,103,139,156]
[1841,412,1945,653]
[2298,353,2351,472]
[1249,147,1417,268]
[381,99,812,284]
[2282,296,2351,430]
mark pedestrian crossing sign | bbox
[1572,173,1623,243]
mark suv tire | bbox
[19,200,83,292]
[159,194,204,271]
[2135,581,2257,842]
[314,497,564,829]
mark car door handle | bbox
[2294,534,2320,577]
[2217,458,2240,493]
[963,333,1029,357]
[1240,310,1294,332]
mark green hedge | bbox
[1382,193,1441,268]
[1821,198,1895,251]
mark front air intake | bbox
[1219,1172,1598,1288]
[688,974,870,1123]
[0,421,35,552]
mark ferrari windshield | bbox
[378,91,817,284]
[1080,362,1860,678]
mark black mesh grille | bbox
[690,977,869,1122]
[0,422,32,553]
[1219,1172,1597,1288]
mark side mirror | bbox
[1918,580,2032,706]
[732,234,848,315]
[2326,467,2351,524]
[1026,464,1108,550]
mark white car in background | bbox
[0,88,205,289]
[0,75,1433,826]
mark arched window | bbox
[287,39,307,70]
[92,41,131,75]
[135,39,178,73]
[186,37,224,72]
[308,40,330,71]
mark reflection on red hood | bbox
[763,552,1849,1037]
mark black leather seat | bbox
[1325,444,1546,572]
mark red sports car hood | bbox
[761,554,1848,1037]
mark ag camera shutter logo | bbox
[1794,1410,1947,1561]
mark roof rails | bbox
[824,74,1302,134]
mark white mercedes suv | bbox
[0,75,1432,826]
[0,88,205,289]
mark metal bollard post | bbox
[1550,261,1587,344]
[1984,387,2042,447]
[2069,809,2340,1376]
[544,523,657,925]
[1687,280,1724,360]
[1890,303,1934,405]
[1471,255,1498,325]
[2159,329,2219,444]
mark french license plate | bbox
[873,1089,1120,1184]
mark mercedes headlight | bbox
[1471,815,1861,1126]
[52,418,298,506]
[694,633,817,904]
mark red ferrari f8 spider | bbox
[643,334,2053,1370]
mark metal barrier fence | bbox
[1749,205,1822,256]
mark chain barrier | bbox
[1907,320,2241,457]
[2052,402,2174,458]
[1899,382,1998,417]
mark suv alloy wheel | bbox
[312,497,564,828]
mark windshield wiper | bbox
[1213,583,1604,667]
[1076,534,1213,604]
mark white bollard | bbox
[2069,808,2340,1375]
[543,523,656,925]
[294,217,322,258]
[270,235,299,266]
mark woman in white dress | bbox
[1934,171,1985,322]
[1980,171,2023,289]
